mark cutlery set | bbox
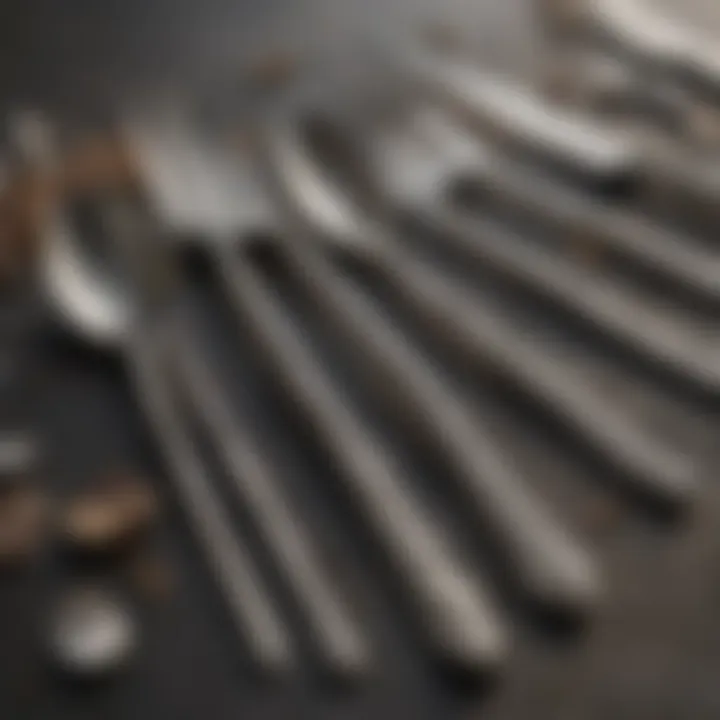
[30,11,718,684]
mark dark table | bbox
[0,2,719,718]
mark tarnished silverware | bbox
[258,111,699,512]
[260,117,604,616]
[39,119,296,673]
[129,115,506,676]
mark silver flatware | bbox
[443,150,720,308]
[399,50,639,191]
[355,106,719,400]
[128,115,507,675]
[173,338,371,680]
[396,50,720,227]
[260,110,699,511]
[128,114,371,681]
[581,0,720,99]
[38,119,296,674]
[218,247,509,673]
[261,117,604,616]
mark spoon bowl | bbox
[41,207,134,349]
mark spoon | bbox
[48,115,375,681]
[581,0,693,75]
[399,49,720,229]
[37,124,296,674]
[398,49,639,192]
[376,108,720,398]
[261,115,604,616]
[127,114,509,676]
[260,111,698,512]
[171,336,372,681]
[580,0,720,99]
[440,147,720,310]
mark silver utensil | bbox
[128,115,371,681]
[397,50,720,228]
[261,111,698,511]
[128,115,507,675]
[442,148,720,308]
[358,106,719,400]
[172,336,371,680]
[262,117,604,616]
[428,200,720,399]
[580,0,720,98]
[581,0,693,75]
[398,49,639,190]
[38,125,296,674]
[217,247,509,673]
[537,0,720,109]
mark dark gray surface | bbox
[0,0,539,122]
[0,2,719,719]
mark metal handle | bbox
[214,245,508,675]
[459,160,720,307]
[386,209,699,509]
[419,205,720,399]
[125,324,296,673]
[172,337,371,680]
[280,244,602,615]
[97,190,296,673]
[404,53,638,189]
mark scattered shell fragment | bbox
[62,474,158,555]
[47,587,137,677]
[0,485,49,568]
